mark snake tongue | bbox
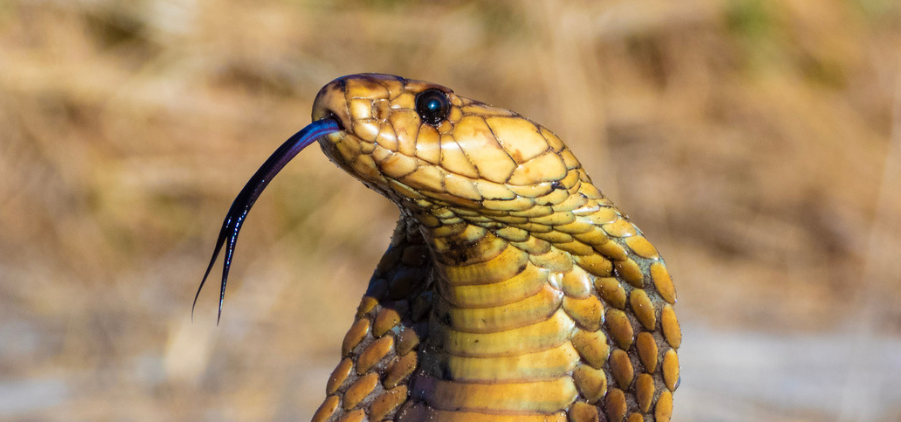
[194,118,342,323]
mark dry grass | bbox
[2,0,901,420]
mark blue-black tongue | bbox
[194,118,342,323]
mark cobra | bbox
[196,74,681,422]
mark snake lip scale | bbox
[197,73,681,422]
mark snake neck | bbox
[399,204,586,417]
[314,186,681,421]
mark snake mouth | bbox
[194,117,342,322]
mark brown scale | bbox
[200,74,680,422]
[311,220,434,422]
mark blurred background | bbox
[2,0,901,420]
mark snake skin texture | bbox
[305,74,680,422]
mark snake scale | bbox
[197,74,681,422]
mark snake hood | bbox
[197,73,681,422]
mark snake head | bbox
[311,74,589,215]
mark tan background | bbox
[2,0,901,420]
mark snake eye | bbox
[415,89,450,125]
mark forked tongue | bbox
[193,118,342,323]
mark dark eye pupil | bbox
[415,89,449,125]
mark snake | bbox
[196,74,681,422]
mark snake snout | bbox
[311,79,352,132]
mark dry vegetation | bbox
[2,0,901,421]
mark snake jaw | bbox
[194,118,342,323]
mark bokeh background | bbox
[2,0,901,421]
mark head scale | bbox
[311,74,580,215]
